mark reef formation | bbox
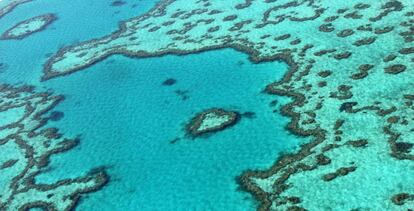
[186,108,239,137]
[43,0,414,210]
[0,0,34,19]
[0,85,108,210]
[1,13,57,40]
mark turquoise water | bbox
[0,0,307,210]
[0,0,158,84]
[40,50,304,210]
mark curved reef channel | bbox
[42,0,414,210]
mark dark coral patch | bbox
[241,111,256,119]
[0,159,18,169]
[49,111,64,121]
[339,102,357,112]
[162,78,177,86]
[322,166,357,181]
[384,64,406,74]
[111,0,126,6]
[394,142,413,153]
[391,193,414,205]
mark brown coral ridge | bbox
[384,125,414,160]
[43,40,272,81]
[41,0,175,81]
[186,108,240,138]
[237,54,328,211]
[0,84,109,210]
[41,0,324,81]
[322,166,357,182]
[236,52,385,210]
[0,13,57,40]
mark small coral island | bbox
[186,108,240,137]
[1,13,56,40]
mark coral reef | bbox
[1,13,56,40]
[0,0,34,19]
[43,0,414,210]
[186,108,240,137]
[0,84,108,210]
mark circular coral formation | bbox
[186,108,240,137]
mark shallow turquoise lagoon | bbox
[38,49,306,210]
[0,0,307,210]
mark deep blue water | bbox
[0,0,306,210]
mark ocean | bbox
[0,0,306,210]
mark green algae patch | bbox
[186,108,239,137]
[43,0,414,210]
[0,84,108,210]
[1,13,56,40]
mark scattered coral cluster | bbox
[0,85,107,210]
